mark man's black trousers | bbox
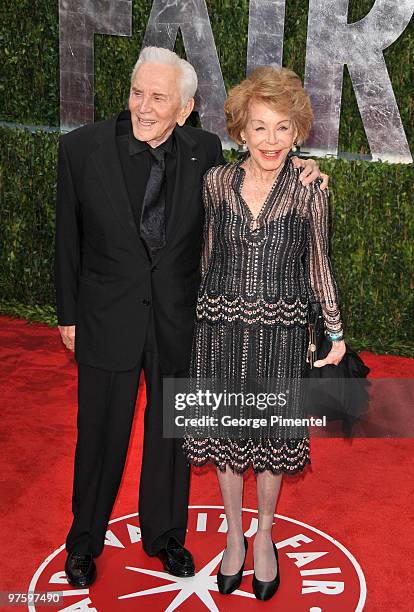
[65,316,190,557]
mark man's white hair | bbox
[131,46,198,105]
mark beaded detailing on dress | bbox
[199,158,342,335]
[196,294,308,326]
[183,156,343,475]
[182,437,310,475]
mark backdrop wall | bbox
[1,0,413,354]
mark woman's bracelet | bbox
[325,329,344,341]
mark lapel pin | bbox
[190,157,198,161]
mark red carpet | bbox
[0,315,413,611]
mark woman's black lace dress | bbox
[182,156,343,474]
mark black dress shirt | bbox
[116,110,177,254]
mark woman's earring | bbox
[241,139,248,152]
[291,141,299,153]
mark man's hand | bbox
[59,325,76,352]
[314,339,346,368]
[291,156,329,190]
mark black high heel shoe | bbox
[252,543,280,601]
[217,536,248,595]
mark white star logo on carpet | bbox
[28,507,366,611]
[120,550,255,611]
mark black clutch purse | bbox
[303,302,371,436]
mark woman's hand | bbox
[314,339,346,367]
[291,156,329,190]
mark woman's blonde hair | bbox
[224,66,313,145]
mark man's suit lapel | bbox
[90,112,149,261]
[152,126,199,267]
[90,115,199,266]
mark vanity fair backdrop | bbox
[1,0,413,355]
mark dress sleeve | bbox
[307,183,343,336]
[200,171,215,280]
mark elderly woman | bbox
[183,66,346,601]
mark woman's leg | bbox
[217,466,245,574]
[254,471,283,580]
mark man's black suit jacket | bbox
[54,111,225,372]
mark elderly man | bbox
[55,46,326,587]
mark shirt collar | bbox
[128,125,176,157]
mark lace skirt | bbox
[182,318,311,475]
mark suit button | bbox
[142,299,151,306]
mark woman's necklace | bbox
[247,157,283,230]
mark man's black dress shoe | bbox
[65,552,97,588]
[156,537,195,577]
[217,536,248,595]
[252,543,280,601]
